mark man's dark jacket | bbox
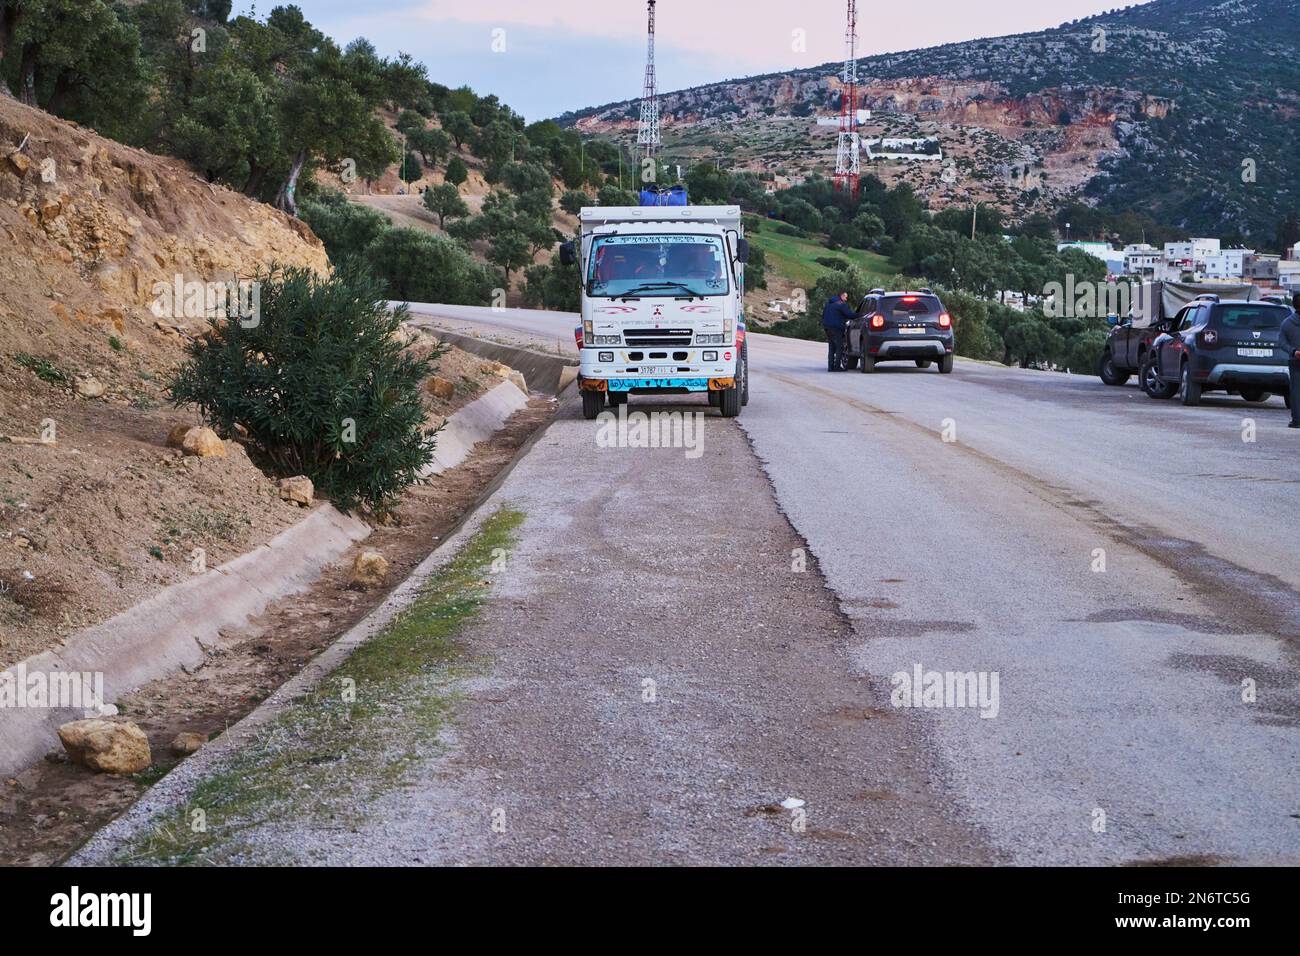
[822,296,858,330]
[1280,312,1300,360]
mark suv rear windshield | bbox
[882,295,942,318]
[1210,305,1287,330]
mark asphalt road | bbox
[397,302,1300,865]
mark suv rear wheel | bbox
[938,354,954,374]
[1239,388,1269,403]
[1178,362,1202,406]
[915,359,932,369]
[859,353,874,374]
[1141,356,1177,399]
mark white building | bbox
[1123,243,1161,277]
[1290,241,1300,261]
[1164,238,1221,274]
[1204,248,1255,280]
[1279,261,1300,290]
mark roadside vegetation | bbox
[118,506,525,866]
[168,266,441,514]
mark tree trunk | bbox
[275,148,308,217]
[242,160,268,197]
[18,43,37,107]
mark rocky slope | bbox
[561,0,1299,236]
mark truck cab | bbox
[561,204,750,420]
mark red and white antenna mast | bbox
[834,0,861,199]
[637,1,661,165]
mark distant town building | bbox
[1122,243,1161,278]
[1058,240,1123,275]
[1163,238,1221,272]
[1203,248,1254,280]
[1279,260,1300,290]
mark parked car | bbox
[1099,316,1173,386]
[1141,297,1293,407]
[842,288,955,374]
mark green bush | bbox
[168,266,439,514]
[300,190,392,267]
[363,228,499,305]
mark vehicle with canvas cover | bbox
[1142,296,1293,407]
[560,204,750,420]
[841,288,955,373]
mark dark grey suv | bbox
[1143,298,1293,407]
[841,289,956,374]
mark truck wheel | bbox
[938,354,954,374]
[608,391,628,406]
[859,354,874,374]
[718,382,741,418]
[1141,357,1176,399]
[581,390,605,420]
[1099,350,1131,386]
[842,355,859,371]
[708,390,720,407]
[1178,362,1202,406]
[1239,389,1268,403]
[740,353,750,406]
[915,359,932,369]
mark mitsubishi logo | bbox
[653,307,663,317]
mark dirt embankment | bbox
[0,97,326,668]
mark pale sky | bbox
[233,1,1155,120]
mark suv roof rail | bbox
[867,287,885,296]
[1194,293,1220,302]
[920,287,935,295]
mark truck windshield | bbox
[587,235,729,298]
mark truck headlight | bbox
[593,334,621,345]
[696,333,723,345]
[723,315,734,344]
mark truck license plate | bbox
[640,365,675,374]
[1237,347,1272,358]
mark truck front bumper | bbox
[579,376,734,394]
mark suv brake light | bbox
[938,312,952,329]
[870,313,885,329]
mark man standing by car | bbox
[821,291,857,371]
[1284,293,1300,428]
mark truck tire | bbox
[1141,356,1177,399]
[581,390,605,420]
[842,354,859,370]
[708,390,720,407]
[718,382,741,418]
[1178,362,1202,406]
[740,352,750,406]
[1098,350,1131,386]
[938,354,954,374]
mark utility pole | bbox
[636,1,661,173]
[834,0,861,200]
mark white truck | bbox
[560,204,751,420]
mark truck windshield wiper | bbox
[616,282,701,300]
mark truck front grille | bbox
[624,328,693,347]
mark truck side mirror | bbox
[735,238,750,264]
[559,241,576,267]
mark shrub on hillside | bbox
[168,266,439,514]
[300,190,391,267]
[363,228,499,305]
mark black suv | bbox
[1142,297,1294,407]
[841,289,955,374]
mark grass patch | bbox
[750,230,898,289]
[118,506,525,865]
[13,352,73,387]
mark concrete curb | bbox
[0,506,370,780]
[407,323,578,396]
[70,454,526,865]
[423,380,529,476]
